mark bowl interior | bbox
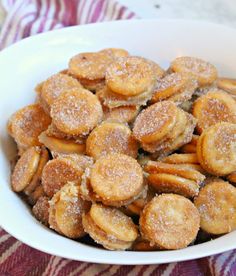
[0,19,236,264]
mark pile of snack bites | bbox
[8,48,236,251]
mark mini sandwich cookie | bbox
[82,203,138,250]
[42,157,83,198]
[7,104,51,154]
[50,89,103,137]
[80,153,145,207]
[170,56,218,87]
[194,180,236,235]
[86,121,138,160]
[151,72,198,105]
[140,194,200,250]
[68,48,129,90]
[133,101,196,154]
[192,90,236,134]
[11,146,49,204]
[37,73,83,114]
[145,161,205,198]
[49,182,91,239]
[196,122,236,176]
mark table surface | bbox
[119,0,236,27]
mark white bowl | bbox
[0,19,236,265]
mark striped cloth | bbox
[0,1,236,275]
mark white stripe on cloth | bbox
[0,240,21,265]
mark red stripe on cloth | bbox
[62,0,77,26]
[58,260,85,275]
[0,236,17,257]
[137,265,150,276]
[54,0,61,20]
[76,262,93,275]
[37,0,50,32]
[170,260,203,276]
[95,264,113,276]
[112,265,134,276]
[150,263,169,276]
[99,0,109,22]
[90,0,105,23]
[4,245,51,276]
[197,257,212,275]
[12,11,35,43]
[127,11,136,19]
[85,0,97,23]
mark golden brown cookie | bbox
[170,56,217,87]
[194,180,236,234]
[133,101,178,144]
[49,182,90,238]
[7,104,51,150]
[38,73,82,113]
[106,56,157,96]
[161,153,199,164]
[11,147,41,192]
[103,105,139,124]
[39,131,86,154]
[89,153,144,206]
[42,157,83,198]
[50,89,103,136]
[196,122,236,176]
[86,121,138,159]
[97,85,153,108]
[140,194,200,249]
[192,90,236,133]
[82,203,138,250]
[151,73,197,104]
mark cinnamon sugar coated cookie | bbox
[140,194,200,249]
[89,153,145,206]
[8,48,236,251]
[50,89,103,136]
[194,181,236,234]
[86,121,138,159]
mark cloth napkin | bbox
[0,1,236,275]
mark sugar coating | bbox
[97,85,153,108]
[193,90,236,133]
[201,123,236,175]
[104,105,139,123]
[154,73,184,93]
[42,158,83,198]
[10,104,51,147]
[69,52,114,80]
[106,56,157,96]
[86,122,138,159]
[41,73,82,109]
[194,181,236,234]
[140,194,200,249]
[49,182,90,238]
[90,203,138,242]
[50,89,103,136]
[133,101,176,139]
[11,147,41,192]
[171,56,217,86]
[90,153,144,203]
